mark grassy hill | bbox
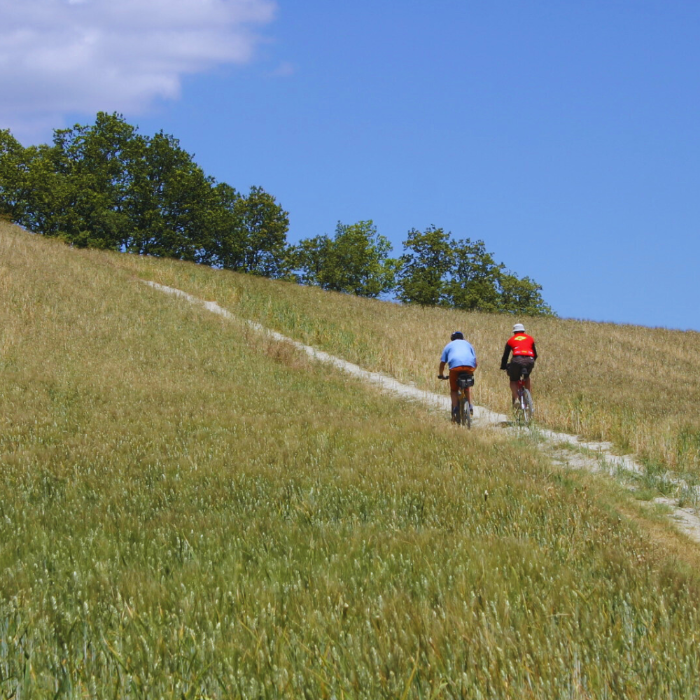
[1,221,700,697]
[114,247,700,482]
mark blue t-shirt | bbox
[441,339,477,369]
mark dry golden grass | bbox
[2,222,700,697]
[106,246,700,479]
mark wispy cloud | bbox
[270,61,296,78]
[0,0,277,141]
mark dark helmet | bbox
[451,331,464,341]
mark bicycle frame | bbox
[513,369,534,426]
[456,386,470,427]
[438,373,473,428]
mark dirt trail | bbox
[143,280,700,545]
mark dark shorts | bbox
[507,357,535,381]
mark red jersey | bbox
[507,333,536,357]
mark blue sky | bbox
[3,1,699,330]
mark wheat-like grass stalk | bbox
[1,222,700,697]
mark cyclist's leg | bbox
[509,380,519,404]
[449,367,471,409]
[460,368,475,413]
[445,369,465,423]
[522,359,534,394]
[446,367,460,415]
[506,362,520,404]
[452,390,461,422]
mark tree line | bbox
[0,113,553,315]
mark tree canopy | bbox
[398,226,552,316]
[0,113,290,275]
[291,220,397,298]
[0,113,553,315]
[396,226,454,307]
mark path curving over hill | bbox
[143,280,700,545]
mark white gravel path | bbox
[143,280,700,545]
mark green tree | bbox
[0,130,28,222]
[447,238,503,312]
[5,113,147,249]
[498,272,553,315]
[292,220,397,298]
[231,186,290,277]
[13,142,71,238]
[1,114,291,271]
[290,234,332,287]
[51,113,147,249]
[128,129,214,261]
[0,133,70,237]
[397,225,554,315]
[206,184,290,277]
[396,226,454,306]
[205,182,243,268]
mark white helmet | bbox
[513,323,525,333]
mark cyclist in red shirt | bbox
[500,323,537,407]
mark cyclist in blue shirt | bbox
[438,331,478,422]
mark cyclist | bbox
[500,323,537,407]
[438,331,478,423]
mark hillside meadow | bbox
[1,222,700,697]
[109,246,700,484]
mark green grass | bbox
[109,247,700,479]
[2,223,700,697]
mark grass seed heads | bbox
[1,222,700,697]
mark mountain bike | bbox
[438,372,474,428]
[513,367,534,426]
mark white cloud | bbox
[0,0,277,141]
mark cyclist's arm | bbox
[532,342,538,361]
[500,343,511,370]
[470,343,478,368]
[438,360,447,377]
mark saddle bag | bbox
[457,372,475,388]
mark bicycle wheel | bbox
[521,389,534,425]
[459,395,471,428]
[513,395,524,427]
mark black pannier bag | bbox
[457,372,475,389]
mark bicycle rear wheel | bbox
[521,389,534,425]
[513,396,525,427]
[459,396,471,428]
